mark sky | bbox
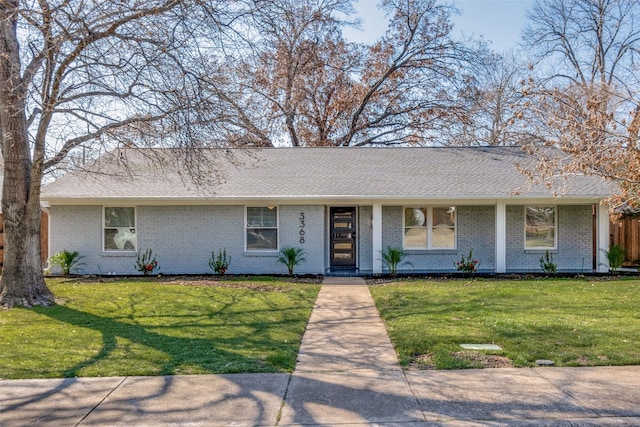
[345,0,535,52]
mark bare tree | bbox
[0,0,229,308]
[520,0,640,211]
[343,0,480,146]
[444,51,535,147]
[205,0,484,147]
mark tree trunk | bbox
[0,1,54,308]
[0,202,52,308]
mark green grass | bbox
[0,277,319,379]
[370,277,640,369]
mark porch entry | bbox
[329,207,357,269]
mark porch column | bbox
[495,200,507,273]
[372,202,383,274]
[596,203,610,273]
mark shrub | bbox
[539,250,557,275]
[603,244,626,274]
[381,246,411,275]
[135,248,160,275]
[209,248,231,275]
[49,250,85,275]
[455,249,479,274]
[277,247,306,275]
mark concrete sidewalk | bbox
[2,277,640,426]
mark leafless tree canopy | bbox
[520,0,640,212]
[442,51,534,147]
[201,0,486,147]
[10,0,238,178]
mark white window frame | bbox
[524,206,558,250]
[403,206,457,250]
[103,206,137,252]
[245,206,279,252]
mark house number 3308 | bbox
[299,212,305,244]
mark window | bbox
[246,207,278,251]
[525,206,557,249]
[404,208,427,248]
[404,207,456,249]
[104,207,136,251]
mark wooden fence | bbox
[610,217,640,265]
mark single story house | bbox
[41,146,613,275]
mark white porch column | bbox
[495,200,507,273]
[372,202,383,274]
[596,203,610,273]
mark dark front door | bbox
[330,207,357,268]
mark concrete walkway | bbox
[280,277,421,425]
[2,277,640,426]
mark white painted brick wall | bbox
[49,203,596,274]
[381,205,495,273]
[50,204,325,275]
[358,206,373,273]
[506,205,594,272]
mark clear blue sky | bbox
[345,0,535,52]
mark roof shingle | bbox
[41,146,613,202]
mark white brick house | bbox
[41,147,613,275]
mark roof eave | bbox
[42,193,609,206]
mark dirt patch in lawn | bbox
[409,351,513,370]
[451,351,514,368]
[409,353,438,370]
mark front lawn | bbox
[0,277,320,379]
[369,277,640,369]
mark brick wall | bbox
[49,203,596,274]
[506,205,593,272]
[277,205,325,274]
[381,205,495,273]
[49,204,325,275]
[358,206,373,273]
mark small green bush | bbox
[49,250,85,275]
[135,248,159,275]
[539,250,557,275]
[277,247,306,275]
[603,244,626,273]
[455,249,479,274]
[209,248,231,275]
[381,246,411,275]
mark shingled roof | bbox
[41,146,613,202]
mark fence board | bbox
[611,218,640,264]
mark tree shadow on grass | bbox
[33,303,299,378]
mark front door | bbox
[330,207,357,268]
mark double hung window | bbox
[246,207,278,251]
[104,207,136,251]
